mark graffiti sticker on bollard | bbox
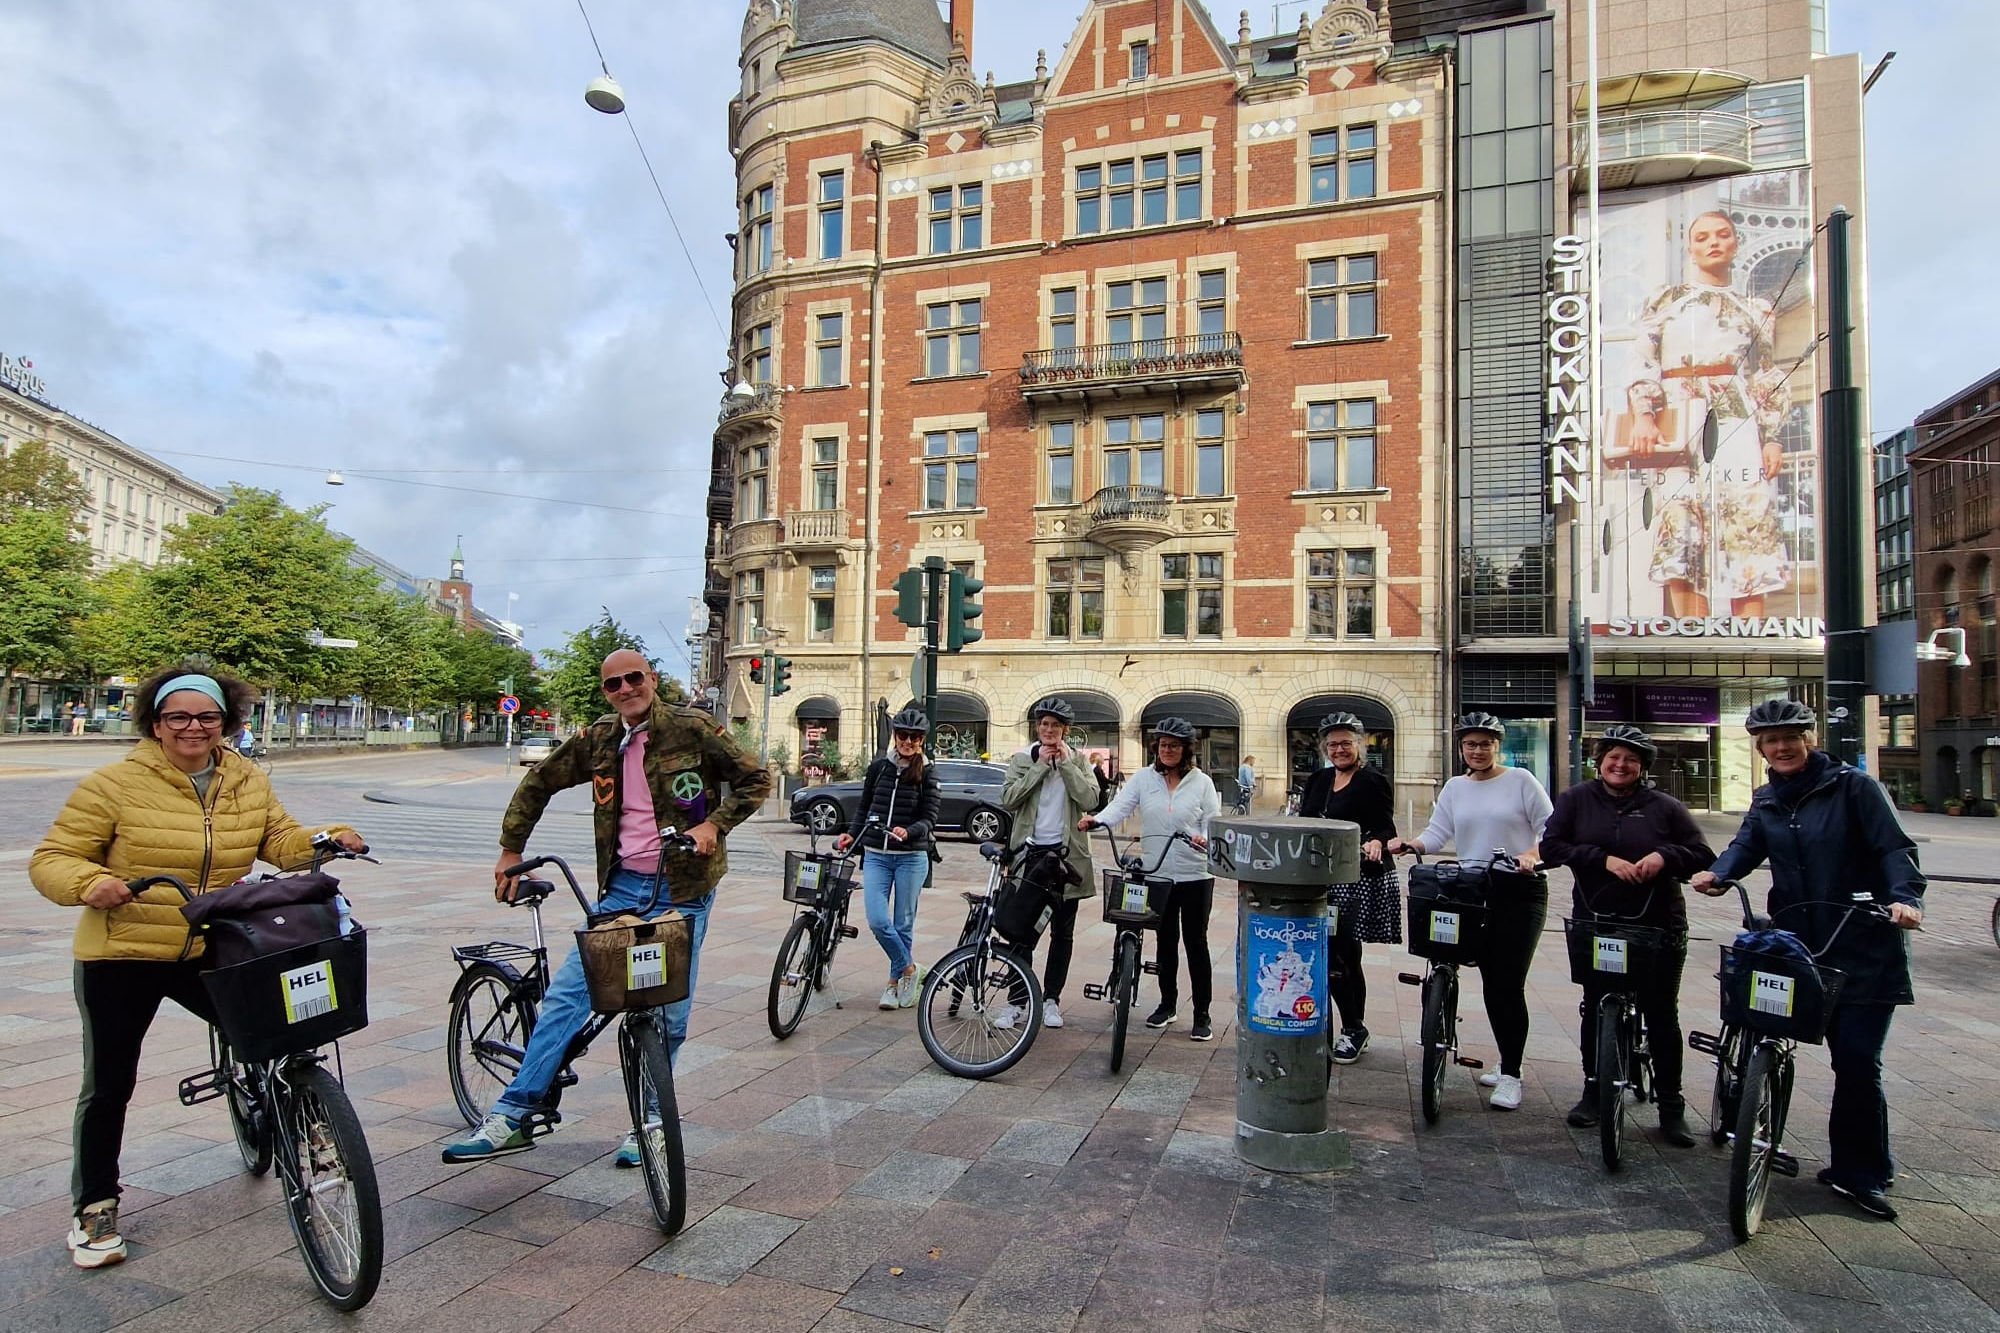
[1246,914,1327,1036]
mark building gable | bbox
[1047,0,1235,100]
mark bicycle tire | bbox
[1991,896,1998,951]
[279,1064,382,1311]
[621,1019,688,1235]
[1708,1023,1745,1146]
[767,914,819,1040]
[215,1032,271,1176]
[1110,932,1140,1074]
[446,961,536,1128]
[1728,1043,1783,1242]
[918,941,1041,1079]
[1597,997,1627,1171]
[1419,966,1452,1125]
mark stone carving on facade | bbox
[741,0,790,48]
[1306,0,1388,62]
[920,40,997,131]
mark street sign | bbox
[305,631,359,649]
[498,695,520,714]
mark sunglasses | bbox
[601,670,649,694]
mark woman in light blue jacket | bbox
[1080,718,1221,1040]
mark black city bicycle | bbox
[1563,887,1677,1170]
[161,834,382,1310]
[1688,881,1894,1241]
[444,835,697,1234]
[916,840,1046,1078]
[1080,827,1200,1073]
[768,829,862,1038]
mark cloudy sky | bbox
[2,1,1989,675]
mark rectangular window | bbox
[1046,557,1106,640]
[1129,40,1150,80]
[810,437,840,510]
[923,429,980,510]
[1050,287,1078,365]
[818,172,845,260]
[1305,254,1380,341]
[1104,412,1166,490]
[923,299,982,376]
[736,444,770,520]
[1193,408,1226,497]
[1174,149,1203,221]
[1106,277,1167,355]
[745,183,774,274]
[1161,552,1224,639]
[1305,400,1378,491]
[1307,549,1377,638]
[1308,125,1378,204]
[812,312,843,386]
[1075,151,1201,235]
[741,321,773,385]
[1194,269,1227,347]
[735,569,764,642]
[928,183,983,255]
[1047,420,1075,504]
[808,565,836,642]
[1075,165,1102,235]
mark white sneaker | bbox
[896,966,922,1009]
[67,1200,126,1268]
[990,1004,1021,1031]
[1042,1000,1065,1029]
[1489,1074,1523,1111]
[879,985,900,1010]
[1478,1070,1501,1088]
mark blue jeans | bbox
[863,849,927,981]
[495,868,713,1120]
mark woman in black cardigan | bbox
[1296,713,1399,1064]
[834,709,942,1009]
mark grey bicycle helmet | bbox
[1317,711,1367,738]
[889,707,931,735]
[1596,724,1657,764]
[1030,695,1075,725]
[1744,698,1815,733]
[1455,711,1506,739]
[1150,716,1197,743]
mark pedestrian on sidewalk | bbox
[835,708,940,1010]
[31,661,366,1270]
[1234,754,1257,814]
[1081,717,1221,1041]
[1000,696,1098,1031]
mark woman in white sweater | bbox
[1081,718,1221,1041]
[1389,712,1552,1110]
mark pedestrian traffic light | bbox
[748,655,765,684]
[893,567,925,628]
[946,567,984,651]
[772,655,793,696]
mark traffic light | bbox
[771,655,794,696]
[893,567,925,628]
[946,568,984,651]
[748,655,765,684]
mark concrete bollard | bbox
[1208,815,1359,1173]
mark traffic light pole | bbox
[1820,206,1866,768]
[921,555,945,735]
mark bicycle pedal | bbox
[1688,1031,1722,1055]
[177,1068,228,1107]
[1457,1056,1486,1069]
[1081,984,1106,1000]
[554,1070,580,1089]
[1397,973,1422,986]
[840,925,859,938]
[1140,961,1158,975]
[1771,1151,1800,1178]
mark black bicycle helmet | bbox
[1596,724,1657,764]
[889,707,931,735]
[1150,716,1197,743]
[1744,698,1815,733]
[1455,711,1506,739]
[1029,695,1075,725]
[1317,711,1367,738]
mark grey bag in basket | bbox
[576,911,692,1013]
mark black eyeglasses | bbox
[893,730,925,742]
[161,711,226,730]
[601,670,648,694]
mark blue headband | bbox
[154,674,226,710]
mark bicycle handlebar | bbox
[501,829,702,916]
[1088,823,1203,880]
[1713,878,1902,954]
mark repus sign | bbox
[1545,235,1592,510]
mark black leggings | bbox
[1153,878,1214,1017]
[1579,936,1689,1103]
[1478,879,1548,1078]
[72,958,219,1210]
[1331,933,1366,1032]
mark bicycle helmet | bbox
[1150,716,1197,743]
[889,707,931,735]
[1595,724,1657,764]
[1029,695,1075,725]
[1316,711,1367,738]
[1744,698,1815,733]
[1455,711,1506,739]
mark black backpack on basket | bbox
[992,846,1074,950]
[181,871,347,967]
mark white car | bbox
[518,735,558,766]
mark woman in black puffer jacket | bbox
[835,710,941,1009]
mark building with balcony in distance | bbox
[1909,368,2000,810]
[701,0,1454,809]
[1872,425,1917,803]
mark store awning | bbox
[1141,692,1241,730]
[1045,689,1120,729]
[897,690,988,725]
[792,695,841,722]
[1285,695,1396,734]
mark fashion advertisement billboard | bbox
[1585,167,1823,641]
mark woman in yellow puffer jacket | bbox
[31,662,365,1271]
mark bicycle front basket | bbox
[1563,918,1678,992]
[576,911,692,1014]
[201,929,369,1062]
[1405,863,1487,964]
[1100,869,1167,926]
[1719,943,1844,1044]
[783,850,854,906]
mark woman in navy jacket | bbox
[835,709,942,1010]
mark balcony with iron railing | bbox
[1019,332,1245,401]
[1571,107,1755,191]
[1081,483,1176,554]
[714,383,782,436]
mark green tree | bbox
[0,508,94,727]
[542,609,654,724]
[0,439,89,516]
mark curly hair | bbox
[133,661,256,739]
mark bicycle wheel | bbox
[215,1032,271,1176]
[1728,1043,1783,1242]
[1596,997,1627,1171]
[446,961,536,1127]
[1109,932,1140,1074]
[1708,1023,1745,1146]
[767,914,819,1040]
[278,1064,382,1311]
[620,1019,687,1235]
[1991,896,1998,951]
[1419,966,1453,1125]
[918,941,1041,1079]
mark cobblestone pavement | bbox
[2,747,1998,1331]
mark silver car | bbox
[518,735,558,766]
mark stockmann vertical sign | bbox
[1545,235,1592,510]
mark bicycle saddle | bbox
[510,878,557,905]
[979,841,1016,866]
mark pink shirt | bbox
[618,727,663,873]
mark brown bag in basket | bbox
[575,910,692,1014]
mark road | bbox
[1,743,1997,1332]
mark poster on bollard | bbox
[1245,914,1327,1036]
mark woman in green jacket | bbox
[1000,696,1099,1029]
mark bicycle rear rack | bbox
[451,941,538,967]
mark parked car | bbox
[789,758,1012,843]
[518,735,559,766]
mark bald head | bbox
[600,649,656,722]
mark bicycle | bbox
[1080,827,1201,1073]
[158,834,383,1310]
[1688,880,1894,1241]
[1563,888,1678,1170]
[768,828,862,1038]
[915,839,1048,1079]
[444,834,698,1234]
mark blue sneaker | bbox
[442,1112,532,1164]
[615,1132,641,1168]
